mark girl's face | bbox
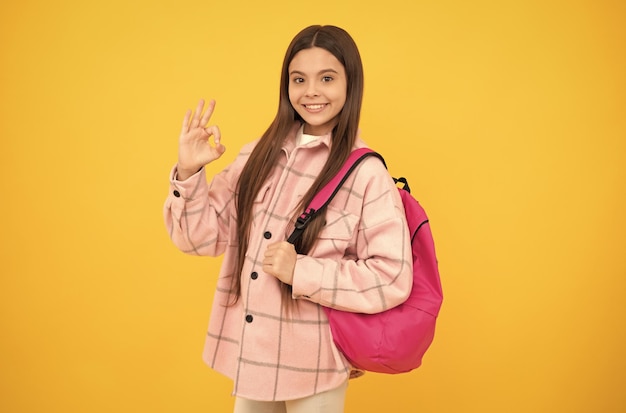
[288,47,347,136]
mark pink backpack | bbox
[288,148,443,374]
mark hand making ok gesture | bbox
[177,99,226,180]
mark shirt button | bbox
[264,231,272,239]
[245,314,254,323]
[251,272,258,280]
[173,190,181,198]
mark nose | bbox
[305,82,320,97]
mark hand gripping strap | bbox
[287,148,385,244]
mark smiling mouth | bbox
[303,104,327,110]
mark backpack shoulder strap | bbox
[287,148,385,244]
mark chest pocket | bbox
[251,182,272,228]
[253,182,272,203]
[313,206,359,257]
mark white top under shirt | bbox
[295,125,321,147]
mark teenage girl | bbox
[164,25,413,413]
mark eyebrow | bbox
[289,68,340,76]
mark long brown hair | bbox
[231,25,364,304]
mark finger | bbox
[265,242,282,255]
[181,109,192,134]
[200,99,216,126]
[266,242,289,255]
[203,125,222,145]
[215,143,226,156]
[262,256,274,271]
[262,263,274,276]
[190,99,205,127]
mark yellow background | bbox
[1,0,624,412]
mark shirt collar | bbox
[283,122,332,152]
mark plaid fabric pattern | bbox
[164,123,413,401]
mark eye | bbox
[292,77,304,84]
[322,76,333,82]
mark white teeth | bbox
[305,104,325,109]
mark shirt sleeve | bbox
[290,158,413,314]
[163,163,235,257]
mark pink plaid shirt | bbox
[164,123,413,401]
